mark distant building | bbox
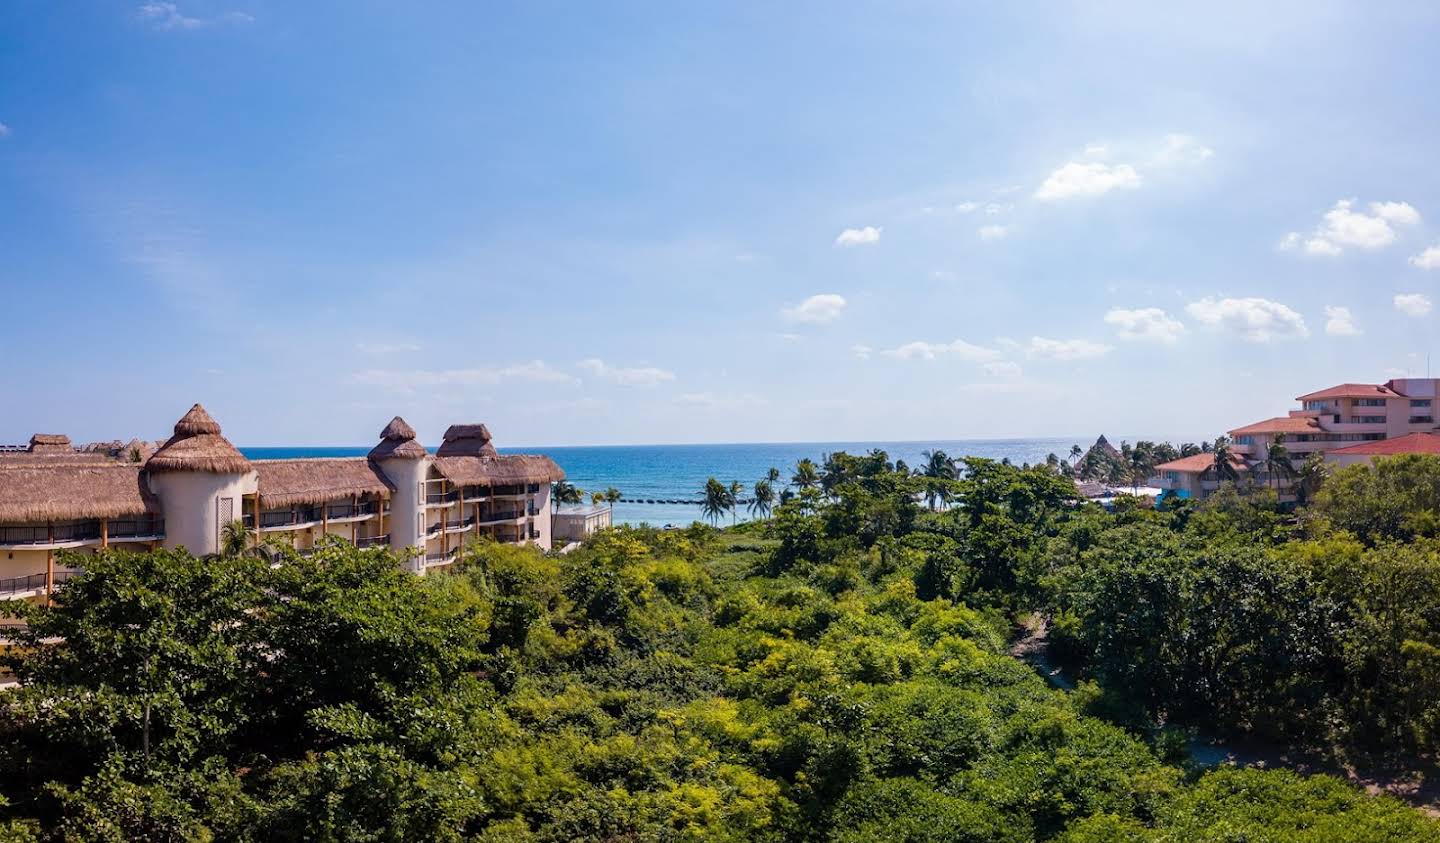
[0,405,565,600]
[553,504,613,544]
[1151,377,1440,499]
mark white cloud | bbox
[1034,161,1142,201]
[955,201,979,213]
[1323,306,1361,336]
[1021,337,1113,360]
[136,3,253,30]
[349,361,577,393]
[834,226,881,247]
[881,339,1002,362]
[0,122,9,137]
[782,293,846,324]
[1185,296,1309,342]
[851,344,873,360]
[978,224,1008,240]
[1152,133,1214,167]
[1394,293,1433,317]
[1284,199,1421,256]
[355,341,422,354]
[1103,307,1186,344]
[983,360,1024,378]
[577,358,676,387]
[1411,245,1440,270]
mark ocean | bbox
[240,438,1085,527]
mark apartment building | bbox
[0,405,564,600]
[1151,377,1440,499]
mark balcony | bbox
[250,508,323,531]
[423,548,459,567]
[442,517,475,535]
[355,534,390,548]
[325,501,380,522]
[106,518,165,542]
[0,570,76,599]
[424,490,459,508]
[0,521,102,549]
[460,487,489,503]
[477,509,526,526]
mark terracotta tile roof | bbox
[1228,416,1322,436]
[1154,453,1246,473]
[1295,383,1400,402]
[1328,432,1440,456]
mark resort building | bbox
[0,405,565,600]
[1151,377,1440,499]
[553,504,614,545]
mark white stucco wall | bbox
[149,470,258,556]
[374,456,429,571]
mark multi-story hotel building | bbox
[1152,377,1440,499]
[0,405,565,600]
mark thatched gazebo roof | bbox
[28,434,73,454]
[0,463,159,522]
[254,458,394,508]
[436,423,497,457]
[145,404,252,474]
[368,416,427,461]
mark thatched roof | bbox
[28,434,73,454]
[0,463,159,522]
[253,458,394,508]
[145,404,253,474]
[380,416,417,441]
[368,416,427,461]
[434,454,565,486]
[436,423,497,457]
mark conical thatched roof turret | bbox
[368,416,427,461]
[436,423,497,457]
[145,404,252,474]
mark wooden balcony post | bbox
[45,521,54,604]
[101,517,109,550]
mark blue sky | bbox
[3,1,1440,447]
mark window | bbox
[1347,416,1386,424]
[1411,416,1434,424]
[1356,398,1387,407]
[1412,399,1432,408]
[1234,435,1254,445]
[1303,400,1331,410]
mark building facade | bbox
[0,406,565,599]
[1151,377,1440,499]
[553,504,614,545]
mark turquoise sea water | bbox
[240,438,1087,527]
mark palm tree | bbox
[749,479,775,519]
[591,491,605,506]
[1068,444,1083,464]
[551,480,583,511]
[700,478,729,526]
[1262,433,1296,493]
[1294,450,1329,505]
[220,519,250,558]
[1127,443,1156,493]
[918,449,958,510]
[792,458,820,491]
[728,480,743,525]
[1210,436,1241,485]
[603,487,622,508]
[766,467,781,485]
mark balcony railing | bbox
[325,501,379,520]
[250,508,323,530]
[478,509,526,524]
[425,491,459,506]
[423,549,459,566]
[0,522,102,546]
[106,519,165,541]
[0,570,76,598]
[355,534,390,548]
[443,517,476,533]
